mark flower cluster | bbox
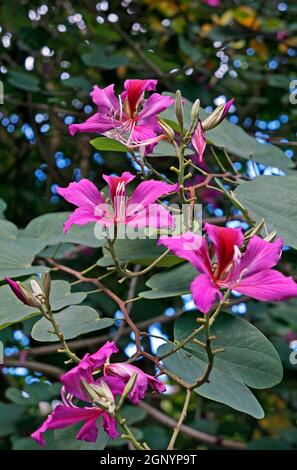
[31,341,165,446]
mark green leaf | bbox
[49,280,87,311]
[31,305,114,342]
[98,236,181,268]
[5,382,61,405]
[82,44,128,69]
[8,70,40,92]
[139,262,197,299]
[0,220,18,239]
[120,405,147,425]
[158,312,283,417]
[160,95,293,172]
[21,212,105,248]
[90,137,127,152]
[0,403,25,436]
[235,176,297,249]
[55,422,109,450]
[62,76,92,94]
[0,280,86,329]
[0,238,47,279]
[147,141,194,158]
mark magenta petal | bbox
[103,172,135,201]
[205,223,244,277]
[138,93,174,121]
[88,341,119,369]
[5,278,28,305]
[90,84,119,114]
[126,204,175,229]
[147,375,166,394]
[222,98,234,119]
[191,274,221,314]
[61,355,96,401]
[57,179,105,207]
[239,236,283,277]
[235,269,297,302]
[192,121,206,162]
[31,405,101,447]
[102,413,119,439]
[127,180,178,211]
[69,113,116,136]
[158,232,212,274]
[124,79,157,114]
[63,206,111,234]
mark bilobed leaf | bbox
[0,238,47,279]
[139,262,197,299]
[235,176,297,249]
[49,280,87,311]
[90,137,127,152]
[21,212,105,248]
[98,236,181,268]
[0,220,18,239]
[147,141,194,158]
[158,312,283,418]
[31,305,114,341]
[82,44,128,69]
[0,403,25,436]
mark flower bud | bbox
[202,98,234,131]
[42,271,51,300]
[157,117,175,142]
[5,278,43,308]
[175,90,184,129]
[191,99,200,122]
[118,372,138,409]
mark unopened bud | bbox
[118,372,138,409]
[21,284,43,308]
[191,99,200,122]
[42,271,51,300]
[175,90,184,129]
[158,118,175,142]
[202,104,225,131]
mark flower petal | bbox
[205,223,244,278]
[62,206,111,234]
[90,84,119,114]
[239,236,283,277]
[103,172,135,201]
[191,274,221,314]
[88,341,119,369]
[31,404,101,447]
[127,180,178,211]
[102,413,119,439]
[158,232,212,274]
[235,269,297,302]
[192,121,206,162]
[57,179,105,208]
[123,79,157,115]
[69,113,116,136]
[126,203,175,229]
[138,93,174,121]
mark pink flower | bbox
[159,224,297,314]
[57,172,178,234]
[191,99,233,162]
[202,0,221,6]
[69,79,174,153]
[104,362,166,404]
[31,341,165,446]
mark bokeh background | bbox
[0,0,297,450]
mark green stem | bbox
[115,412,149,450]
[167,389,192,450]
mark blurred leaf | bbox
[8,71,40,92]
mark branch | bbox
[139,402,246,450]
